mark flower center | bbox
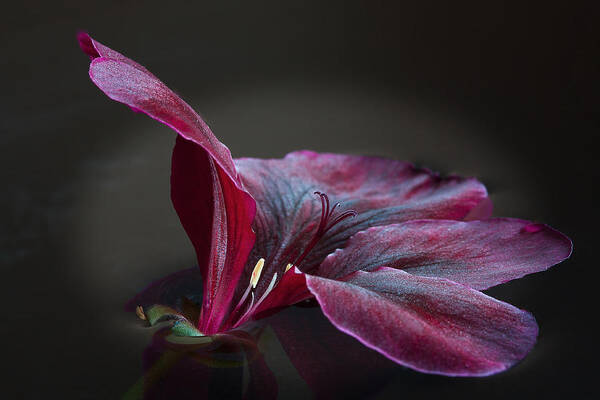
[228,192,356,328]
[291,191,357,269]
[229,257,282,328]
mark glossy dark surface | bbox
[2,1,595,398]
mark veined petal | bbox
[317,218,572,289]
[172,138,255,333]
[234,151,488,299]
[79,33,256,334]
[306,268,539,376]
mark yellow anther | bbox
[135,305,146,320]
[285,263,293,273]
[250,258,265,289]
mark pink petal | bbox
[317,218,572,289]
[78,32,239,185]
[252,268,311,319]
[172,137,255,333]
[463,196,494,220]
[306,267,539,376]
[79,34,256,334]
[234,151,488,301]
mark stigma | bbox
[291,192,357,268]
[229,192,357,328]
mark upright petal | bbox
[172,137,255,333]
[306,268,539,376]
[234,151,488,299]
[79,34,256,333]
[317,218,572,288]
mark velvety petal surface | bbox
[78,32,241,180]
[79,34,256,334]
[172,137,255,333]
[317,218,572,289]
[234,151,488,300]
[306,267,539,376]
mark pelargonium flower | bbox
[78,33,572,377]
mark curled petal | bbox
[78,32,240,180]
[306,268,539,376]
[79,33,256,333]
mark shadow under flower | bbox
[123,267,407,399]
[124,326,277,400]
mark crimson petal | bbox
[306,268,539,376]
[252,268,311,319]
[235,151,488,300]
[78,33,256,333]
[317,218,572,289]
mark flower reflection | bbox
[125,326,277,400]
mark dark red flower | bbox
[79,33,572,376]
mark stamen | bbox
[135,305,146,320]
[229,258,265,320]
[235,273,278,327]
[232,282,253,315]
[285,263,294,273]
[250,258,265,289]
[248,292,255,311]
[254,272,278,310]
[235,292,256,325]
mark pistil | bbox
[291,192,357,268]
[227,192,356,329]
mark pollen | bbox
[135,305,146,320]
[285,263,294,273]
[250,258,265,288]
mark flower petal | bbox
[234,151,488,298]
[306,267,539,376]
[252,268,311,319]
[79,34,256,334]
[172,137,256,333]
[317,218,572,289]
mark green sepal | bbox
[143,305,204,337]
[171,319,204,337]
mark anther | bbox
[250,258,265,289]
[135,305,146,320]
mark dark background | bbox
[2,1,597,398]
